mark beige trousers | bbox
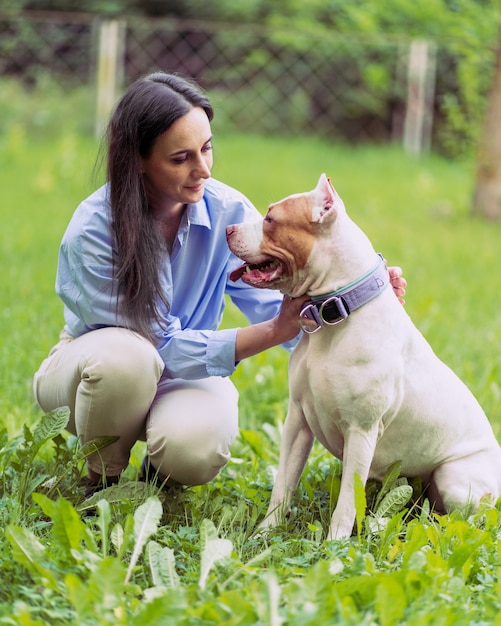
[33,327,239,485]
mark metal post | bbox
[403,40,437,155]
[95,19,125,139]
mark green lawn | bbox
[1,128,501,624]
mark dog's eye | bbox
[264,215,273,224]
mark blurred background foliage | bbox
[0,0,499,159]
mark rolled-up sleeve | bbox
[157,325,239,379]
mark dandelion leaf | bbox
[32,406,70,447]
[374,484,413,520]
[147,540,180,588]
[199,519,233,590]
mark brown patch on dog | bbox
[258,195,319,273]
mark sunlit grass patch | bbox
[1,127,501,623]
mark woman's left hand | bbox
[388,265,407,304]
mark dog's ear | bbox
[311,173,343,223]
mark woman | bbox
[33,72,406,494]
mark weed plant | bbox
[1,121,501,624]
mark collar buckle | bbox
[298,254,389,335]
[319,295,349,325]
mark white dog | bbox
[226,173,501,540]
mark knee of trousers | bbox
[151,436,234,486]
[148,393,239,486]
[34,327,165,418]
[79,328,164,402]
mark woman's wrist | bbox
[235,317,290,362]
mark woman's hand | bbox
[388,265,407,304]
[274,294,309,341]
[235,265,406,363]
[235,294,307,362]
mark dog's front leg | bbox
[259,402,314,531]
[328,424,379,541]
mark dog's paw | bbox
[252,527,272,541]
[252,513,282,540]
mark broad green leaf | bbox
[22,423,33,445]
[24,473,51,498]
[77,480,151,512]
[45,435,119,497]
[334,573,379,603]
[97,499,111,557]
[448,534,487,575]
[65,572,92,619]
[32,491,56,518]
[375,576,406,626]
[32,406,70,448]
[111,523,125,557]
[32,496,97,563]
[402,522,429,567]
[419,497,431,523]
[308,520,323,543]
[133,496,163,546]
[199,537,233,590]
[136,588,187,625]
[199,517,219,551]
[66,557,126,621]
[121,513,136,560]
[6,525,57,588]
[125,496,163,584]
[374,460,402,511]
[199,519,233,590]
[374,485,413,520]
[72,436,120,463]
[365,515,390,535]
[32,493,101,558]
[239,429,274,458]
[51,497,88,555]
[147,540,180,589]
[87,557,127,610]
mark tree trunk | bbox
[472,29,501,220]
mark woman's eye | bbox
[172,156,187,164]
[265,215,273,223]
[202,143,213,153]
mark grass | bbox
[1,124,501,624]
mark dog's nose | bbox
[226,225,236,238]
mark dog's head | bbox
[226,173,345,296]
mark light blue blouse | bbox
[56,178,298,380]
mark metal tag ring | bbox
[299,303,322,334]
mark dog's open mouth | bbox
[230,258,283,286]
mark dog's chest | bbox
[289,338,348,458]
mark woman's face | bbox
[140,106,213,213]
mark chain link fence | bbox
[0,10,490,155]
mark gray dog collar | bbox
[299,254,389,334]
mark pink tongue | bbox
[230,264,248,282]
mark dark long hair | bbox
[106,72,214,341]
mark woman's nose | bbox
[195,156,211,178]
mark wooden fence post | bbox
[95,19,125,138]
[403,40,437,155]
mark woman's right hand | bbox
[235,293,307,362]
[273,293,309,342]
